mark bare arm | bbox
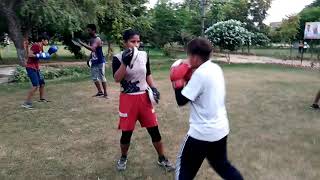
[114,64,127,82]
[28,48,36,58]
[146,75,156,87]
[79,38,100,52]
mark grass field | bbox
[238,48,320,61]
[0,44,171,65]
[0,61,319,180]
[3,43,320,65]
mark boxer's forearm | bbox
[174,88,189,106]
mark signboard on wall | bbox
[304,22,320,39]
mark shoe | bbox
[310,104,319,109]
[117,156,128,171]
[93,92,104,97]
[21,102,33,109]
[157,157,175,172]
[38,99,51,102]
[103,94,109,99]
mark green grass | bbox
[0,44,178,65]
[238,48,320,61]
[0,61,319,180]
[0,44,113,65]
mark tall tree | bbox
[97,0,151,58]
[149,3,184,47]
[249,0,272,29]
[222,0,250,24]
[0,0,97,65]
[298,7,320,40]
[307,0,320,8]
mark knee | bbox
[148,126,162,142]
[32,86,39,91]
[120,131,133,145]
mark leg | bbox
[176,135,207,180]
[117,130,133,171]
[146,126,174,171]
[102,81,107,96]
[120,131,133,157]
[26,86,38,103]
[39,84,45,99]
[147,126,164,157]
[94,81,103,93]
[24,68,39,107]
[313,90,320,104]
[207,136,243,180]
[117,93,139,171]
[99,63,108,97]
[38,70,45,100]
[91,66,103,95]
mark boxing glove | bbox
[36,52,51,60]
[48,45,58,55]
[170,59,192,89]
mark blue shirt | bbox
[90,36,106,66]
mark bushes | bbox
[10,66,89,83]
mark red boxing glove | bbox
[170,59,192,89]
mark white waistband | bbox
[126,91,146,95]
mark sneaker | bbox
[93,92,104,97]
[103,94,109,99]
[157,157,175,172]
[117,156,128,171]
[38,99,51,102]
[310,104,319,109]
[21,102,33,109]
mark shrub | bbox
[10,66,89,83]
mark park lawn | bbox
[0,63,319,180]
[0,44,171,65]
[241,48,320,61]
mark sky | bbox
[148,0,315,24]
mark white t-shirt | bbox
[182,60,229,142]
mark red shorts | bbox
[118,92,158,131]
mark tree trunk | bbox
[289,42,293,60]
[0,48,2,61]
[0,2,26,66]
[107,41,113,62]
[310,43,313,59]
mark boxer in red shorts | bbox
[112,29,174,172]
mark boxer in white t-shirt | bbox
[170,38,244,180]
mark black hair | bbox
[123,29,140,42]
[87,24,97,32]
[187,38,213,62]
[37,33,49,42]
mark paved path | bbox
[0,67,15,84]
[214,53,320,69]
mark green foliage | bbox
[98,0,151,47]
[162,43,178,58]
[1,0,274,56]
[298,7,320,39]
[307,0,320,8]
[222,0,250,24]
[149,3,185,47]
[268,15,300,44]
[280,15,300,43]
[11,66,29,82]
[205,20,252,51]
[10,66,89,83]
[249,0,272,29]
[252,32,270,46]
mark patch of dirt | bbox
[214,53,320,69]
